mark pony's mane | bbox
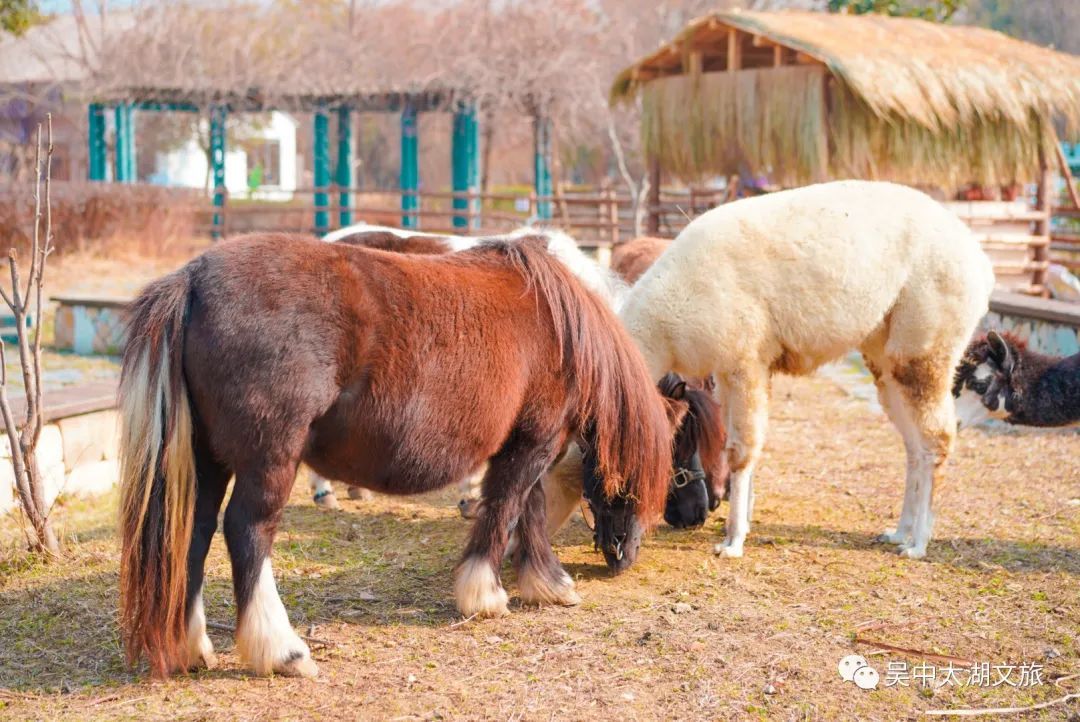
[494,236,671,523]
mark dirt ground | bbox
[1,369,1077,721]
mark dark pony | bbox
[657,374,729,529]
[118,233,674,679]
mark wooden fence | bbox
[198,184,1062,295]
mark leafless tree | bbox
[0,116,59,556]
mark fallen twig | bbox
[448,613,478,629]
[923,691,1079,717]
[854,635,974,667]
[205,620,335,648]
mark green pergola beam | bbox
[400,103,419,228]
[451,104,478,229]
[336,106,353,228]
[210,105,227,238]
[87,104,106,181]
[313,109,331,233]
[533,114,552,221]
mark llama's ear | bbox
[987,331,1015,373]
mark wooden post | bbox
[727,28,742,71]
[773,45,784,67]
[1033,148,1053,295]
[607,185,619,245]
[400,101,419,228]
[336,106,353,228]
[647,157,661,234]
[313,109,330,234]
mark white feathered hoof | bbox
[275,650,319,679]
[348,486,374,501]
[313,491,340,510]
[518,565,581,607]
[455,557,510,618]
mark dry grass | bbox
[0,373,1077,721]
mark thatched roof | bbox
[612,10,1080,187]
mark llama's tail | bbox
[118,266,196,677]
[500,238,672,525]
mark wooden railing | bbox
[1051,206,1080,276]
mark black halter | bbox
[581,445,629,561]
[671,451,707,489]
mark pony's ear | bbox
[986,331,1015,374]
[670,380,687,401]
[663,396,690,431]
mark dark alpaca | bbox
[118,232,677,679]
[954,330,1080,427]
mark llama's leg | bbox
[184,445,231,670]
[515,481,580,607]
[309,471,340,509]
[864,354,920,546]
[457,463,488,519]
[456,435,563,617]
[225,463,317,677]
[543,444,586,537]
[714,368,769,559]
[891,358,956,559]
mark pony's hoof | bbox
[518,568,581,607]
[277,653,319,679]
[713,542,744,558]
[348,487,374,502]
[185,648,217,672]
[898,545,926,560]
[455,557,510,618]
[314,493,340,510]
[877,529,908,545]
[458,497,482,519]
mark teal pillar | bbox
[451,104,478,230]
[113,103,136,183]
[400,102,419,228]
[335,106,353,228]
[210,106,227,239]
[533,114,552,221]
[87,104,106,181]
[313,109,330,233]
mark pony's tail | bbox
[501,238,672,525]
[118,267,197,677]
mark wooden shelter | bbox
[612,10,1080,294]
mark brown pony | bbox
[610,236,671,284]
[118,232,677,679]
